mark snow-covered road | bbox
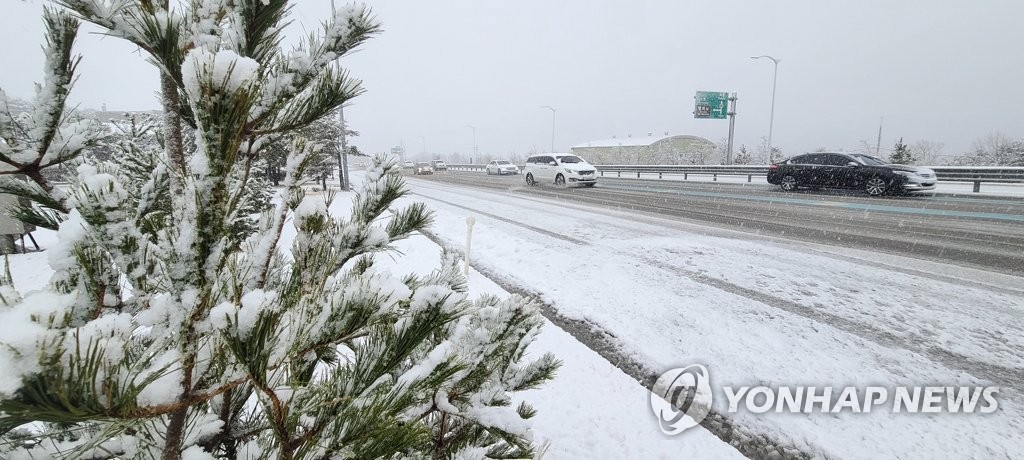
[400,175,1024,459]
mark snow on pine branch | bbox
[250,3,379,123]
[182,48,261,105]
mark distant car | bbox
[431,160,447,171]
[414,162,434,175]
[403,161,415,169]
[485,160,519,175]
[523,154,597,187]
[767,152,937,196]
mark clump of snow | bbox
[183,413,225,448]
[294,196,328,223]
[397,340,452,388]
[363,225,389,247]
[47,209,89,285]
[206,289,278,339]
[410,285,463,314]
[434,389,460,414]
[181,445,216,460]
[464,403,532,439]
[42,119,96,165]
[0,291,69,397]
[135,350,184,407]
[182,48,261,101]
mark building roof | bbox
[572,134,712,148]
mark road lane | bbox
[409,171,1024,274]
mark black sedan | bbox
[767,152,937,196]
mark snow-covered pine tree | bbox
[0,2,558,459]
[297,111,345,190]
[888,137,915,164]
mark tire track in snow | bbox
[414,227,821,460]
[409,192,587,245]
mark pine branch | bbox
[32,8,83,163]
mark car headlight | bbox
[894,171,922,182]
[564,168,574,173]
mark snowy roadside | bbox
[393,173,1024,459]
[4,183,744,459]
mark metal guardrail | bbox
[448,164,1024,193]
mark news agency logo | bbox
[650,365,999,436]
[649,364,713,435]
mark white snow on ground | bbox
[398,173,1024,459]
[3,183,744,459]
[367,230,744,459]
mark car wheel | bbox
[865,177,888,196]
[555,174,565,187]
[780,175,798,191]
[526,173,536,186]
[864,176,888,196]
[486,169,491,175]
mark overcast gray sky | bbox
[2,0,1023,161]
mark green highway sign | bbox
[694,91,729,119]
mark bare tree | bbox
[756,136,782,164]
[911,140,946,165]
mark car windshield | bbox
[849,154,888,166]
[497,160,510,164]
[556,155,582,164]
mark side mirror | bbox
[846,161,859,167]
[548,161,557,166]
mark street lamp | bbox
[464,125,477,163]
[540,106,556,153]
[751,55,780,160]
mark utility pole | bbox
[465,125,477,163]
[337,106,350,191]
[751,55,780,156]
[541,106,556,152]
[726,93,738,165]
[875,117,884,156]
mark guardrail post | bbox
[748,174,752,182]
[684,173,688,180]
[617,171,621,178]
[637,171,641,179]
[659,172,663,179]
[973,181,981,193]
[713,173,718,181]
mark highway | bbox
[410,171,1024,275]
[395,170,1024,458]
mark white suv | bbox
[523,154,597,187]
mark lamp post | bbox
[541,105,556,153]
[464,125,477,163]
[750,55,780,160]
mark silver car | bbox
[485,160,520,175]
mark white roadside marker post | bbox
[465,216,476,275]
